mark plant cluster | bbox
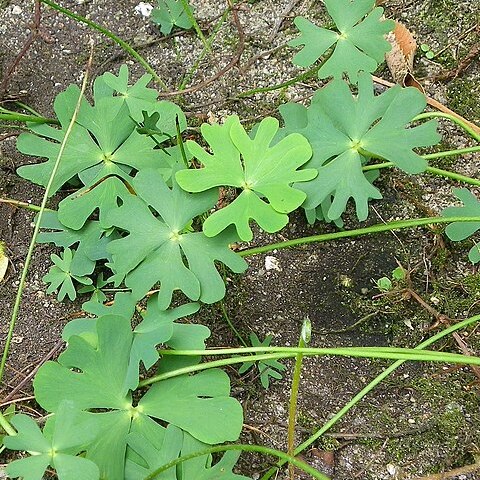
[1,0,480,479]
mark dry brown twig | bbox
[0,0,53,99]
[158,0,245,98]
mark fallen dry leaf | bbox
[386,21,424,92]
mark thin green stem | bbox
[362,162,480,187]
[413,112,480,142]
[0,198,48,212]
[39,0,168,90]
[238,216,480,258]
[288,319,310,479]
[14,101,43,117]
[0,124,31,131]
[0,410,16,436]
[234,64,321,98]
[143,444,330,480]
[0,49,92,385]
[179,0,210,52]
[0,112,59,125]
[259,314,480,479]
[178,6,229,90]
[139,344,480,388]
[423,145,480,160]
[219,300,248,347]
[175,115,189,168]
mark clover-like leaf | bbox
[151,0,193,35]
[17,84,173,195]
[37,211,116,276]
[5,402,100,480]
[176,115,315,241]
[43,248,93,301]
[443,188,480,264]
[289,0,394,82]
[107,168,247,309]
[239,333,286,389]
[279,73,440,221]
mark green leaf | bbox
[37,211,115,276]
[34,315,138,479]
[279,73,440,221]
[376,276,392,291]
[58,175,133,230]
[43,248,92,301]
[125,424,182,479]
[239,333,286,389]
[289,0,394,82]
[392,266,405,281]
[78,273,108,303]
[16,84,173,195]
[176,115,315,241]
[151,0,193,35]
[443,188,480,264]
[34,315,133,412]
[34,314,242,477]
[139,368,243,444]
[107,168,247,308]
[5,402,100,480]
[179,432,250,480]
[126,426,250,480]
[65,298,202,391]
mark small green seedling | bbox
[239,333,286,389]
[375,266,406,292]
[420,43,435,59]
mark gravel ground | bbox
[1,1,479,479]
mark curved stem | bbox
[139,344,480,387]
[413,112,480,142]
[235,64,321,98]
[179,0,209,51]
[0,112,59,125]
[238,216,480,258]
[260,314,480,479]
[0,410,16,436]
[39,0,168,90]
[143,444,330,480]
[362,162,480,187]
[423,145,480,160]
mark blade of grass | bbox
[0,42,94,385]
[39,0,168,90]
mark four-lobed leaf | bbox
[34,314,243,478]
[43,247,92,301]
[289,0,394,82]
[279,73,440,221]
[239,333,286,389]
[5,402,100,480]
[176,115,316,241]
[17,75,180,195]
[107,168,247,309]
[151,0,193,35]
